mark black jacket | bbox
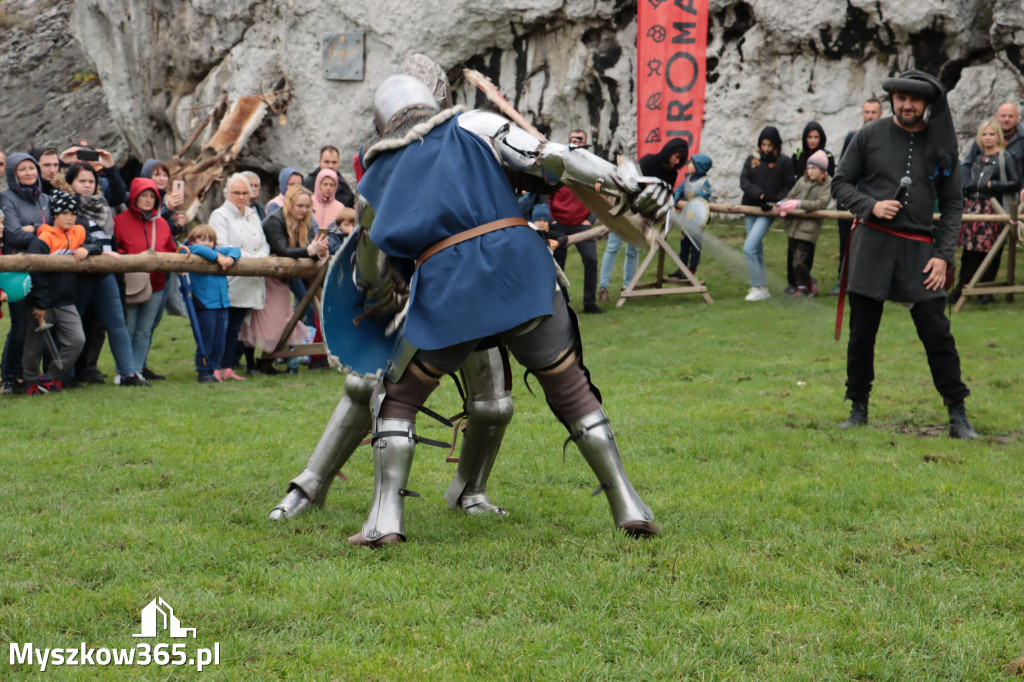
[639,138,689,187]
[792,121,836,178]
[26,232,102,309]
[740,156,796,207]
[262,210,315,259]
[963,123,1024,191]
[962,149,1020,202]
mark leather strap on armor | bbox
[415,217,528,269]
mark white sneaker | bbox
[746,286,770,301]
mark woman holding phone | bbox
[59,142,128,208]
[246,184,328,373]
[139,159,187,235]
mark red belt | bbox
[834,219,934,341]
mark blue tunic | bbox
[359,115,557,351]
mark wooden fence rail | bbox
[0,252,324,278]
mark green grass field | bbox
[2,221,1023,679]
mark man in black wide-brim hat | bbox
[831,69,979,439]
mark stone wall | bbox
[2,0,1022,203]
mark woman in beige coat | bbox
[210,173,271,373]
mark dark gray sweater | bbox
[832,117,962,263]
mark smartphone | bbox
[173,180,185,195]
[77,148,100,162]
[317,227,329,238]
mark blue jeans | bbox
[680,236,701,273]
[124,286,168,375]
[599,233,638,289]
[222,306,250,369]
[76,274,137,377]
[290,278,316,327]
[195,307,227,374]
[743,216,773,287]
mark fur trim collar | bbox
[363,106,465,168]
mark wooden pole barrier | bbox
[679,200,1013,223]
[0,252,324,278]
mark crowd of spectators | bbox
[0,142,352,395]
[2,98,1021,395]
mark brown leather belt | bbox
[415,217,528,270]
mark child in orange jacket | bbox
[22,191,100,394]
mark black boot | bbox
[839,397,868,429]
[947,401,979,440]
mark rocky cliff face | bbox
[2,0,1022,203]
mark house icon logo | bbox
[133,597,197,639]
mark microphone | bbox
[892,176,911,203]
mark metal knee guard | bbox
[445,347,513,514]
[569,408,655,530]
[360,418,418,542]
[268,374,373,520]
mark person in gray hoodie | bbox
[1,153,52,394]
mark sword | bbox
[35,319,64,373]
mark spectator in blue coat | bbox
[183,225,242,383]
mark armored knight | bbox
[347,64,674,547]
[268,56,515,521]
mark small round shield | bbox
[321,234,398,379]
[674,197,709,249]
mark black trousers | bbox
[786,239,815,287]
[789,238,815,287]
[956,246,1003,294]
[552,223,598,307]
[845,293,970,405]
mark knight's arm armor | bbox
[350,196,409,318]
[457,110,671,218]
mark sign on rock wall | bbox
[637,0,708,159]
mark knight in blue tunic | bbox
[349,73,674,547]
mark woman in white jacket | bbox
[210,173,270,374]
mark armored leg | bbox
[348,418,417,547]
[569,408,658,538]
[444,346,513,515]
[268,374,373,520]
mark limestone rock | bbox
[0,1,128,160]
[2,0,1023,206]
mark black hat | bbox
[883,70,957,178]
[49,190,79,217]
[881,76,940,101]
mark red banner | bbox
[637,0,709,163]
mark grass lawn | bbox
[2,221,1023,679]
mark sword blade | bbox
[36,323,64,373]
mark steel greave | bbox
[290,374,374,506]
[445,348,513,511]
[570,409,654,527]
[361,418,417,541]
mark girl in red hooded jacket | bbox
[114,178,177,381]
